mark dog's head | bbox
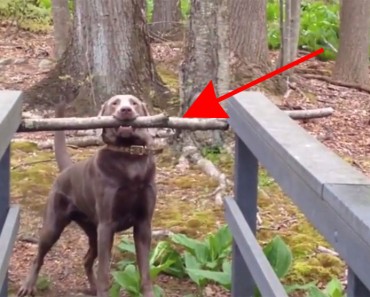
[97,95,153,146]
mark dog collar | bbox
[104,144,163,155]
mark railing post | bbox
[231,135,258,297]
[0,146,10,296]
[347,268,370,297]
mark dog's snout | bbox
[120,106,133,114]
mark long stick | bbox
[18,114,229,132]
[17,108,334,133]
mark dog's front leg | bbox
[96,222,114,297]
[134,219,154,297]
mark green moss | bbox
[156,64,179,91]
[168,174,218,190]
[11,141,38,153]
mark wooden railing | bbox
[225,92,370,297]
[0,91,22,296]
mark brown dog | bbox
[18,95,157,297]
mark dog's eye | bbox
[132,101,138,106]
[112,101,118,106]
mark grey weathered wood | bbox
[0,146,10,297]
[0,91,22,159]
[347,268,370,297]
[231,136,258,297]
[226,92,370,293]
[225,198,288,297]
[0,147,10,233]
[0,91,22,296]
[0,205,20,289]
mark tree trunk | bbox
[179,0,229,148]
[289,0,301,64]
[21,0,169,116]
[51,0,71,59]
[332,0,370,85]
[151,0,182,39]
[229,0,287,94]
[277,0,301,71]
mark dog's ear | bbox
[97,102,107,117]
[96,102,107,138]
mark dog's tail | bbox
[54,103,73,171]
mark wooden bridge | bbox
[1,91,370,296]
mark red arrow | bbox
[183,48,324,118]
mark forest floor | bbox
[1,24,370,297]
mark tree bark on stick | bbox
[18,108,333,133]
[18,115,229,132]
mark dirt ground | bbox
[1,23,370,297]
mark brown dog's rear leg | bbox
[75,221,98,296]
[17,202,70,297]
[134,220,154,297]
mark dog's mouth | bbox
[116,125,134,137]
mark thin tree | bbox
[51,0,71,60]
[151,0,182,39]
[21,0,168,115]
[332,0,370,85]
[179,0,229,148]
[277,0,301,69]
[229,0,287,94]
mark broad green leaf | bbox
[150,241,171,266]
[184,252,201,270]
[222,260,231,275]
[186,269,231,290]
[153,284,165,297]
[170,233,204,254]
[208,225,232,261]
[193,243,210,265]
[109,282,121,297]
[324,278,344,297]
[161,249,186,278]
[184,252,203,286]
[263,235,292,278]
[150,260,175,279]
[117,238,136,254]
[112,265,141,295]
[117,259,135,270]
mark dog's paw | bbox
[17,285,36,297]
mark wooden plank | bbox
[0,91,22,159]
[225,198,288,297]
[227,92,370,247]
[231,136,258,296]
[0,147,10,231]
[226,92,370,290]
[0,205,21,287]
[347,268,370,297]
[323,184,370,251]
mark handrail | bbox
[226,91,370,297]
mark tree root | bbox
[301,74,370,94]
[176,135,231,205]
